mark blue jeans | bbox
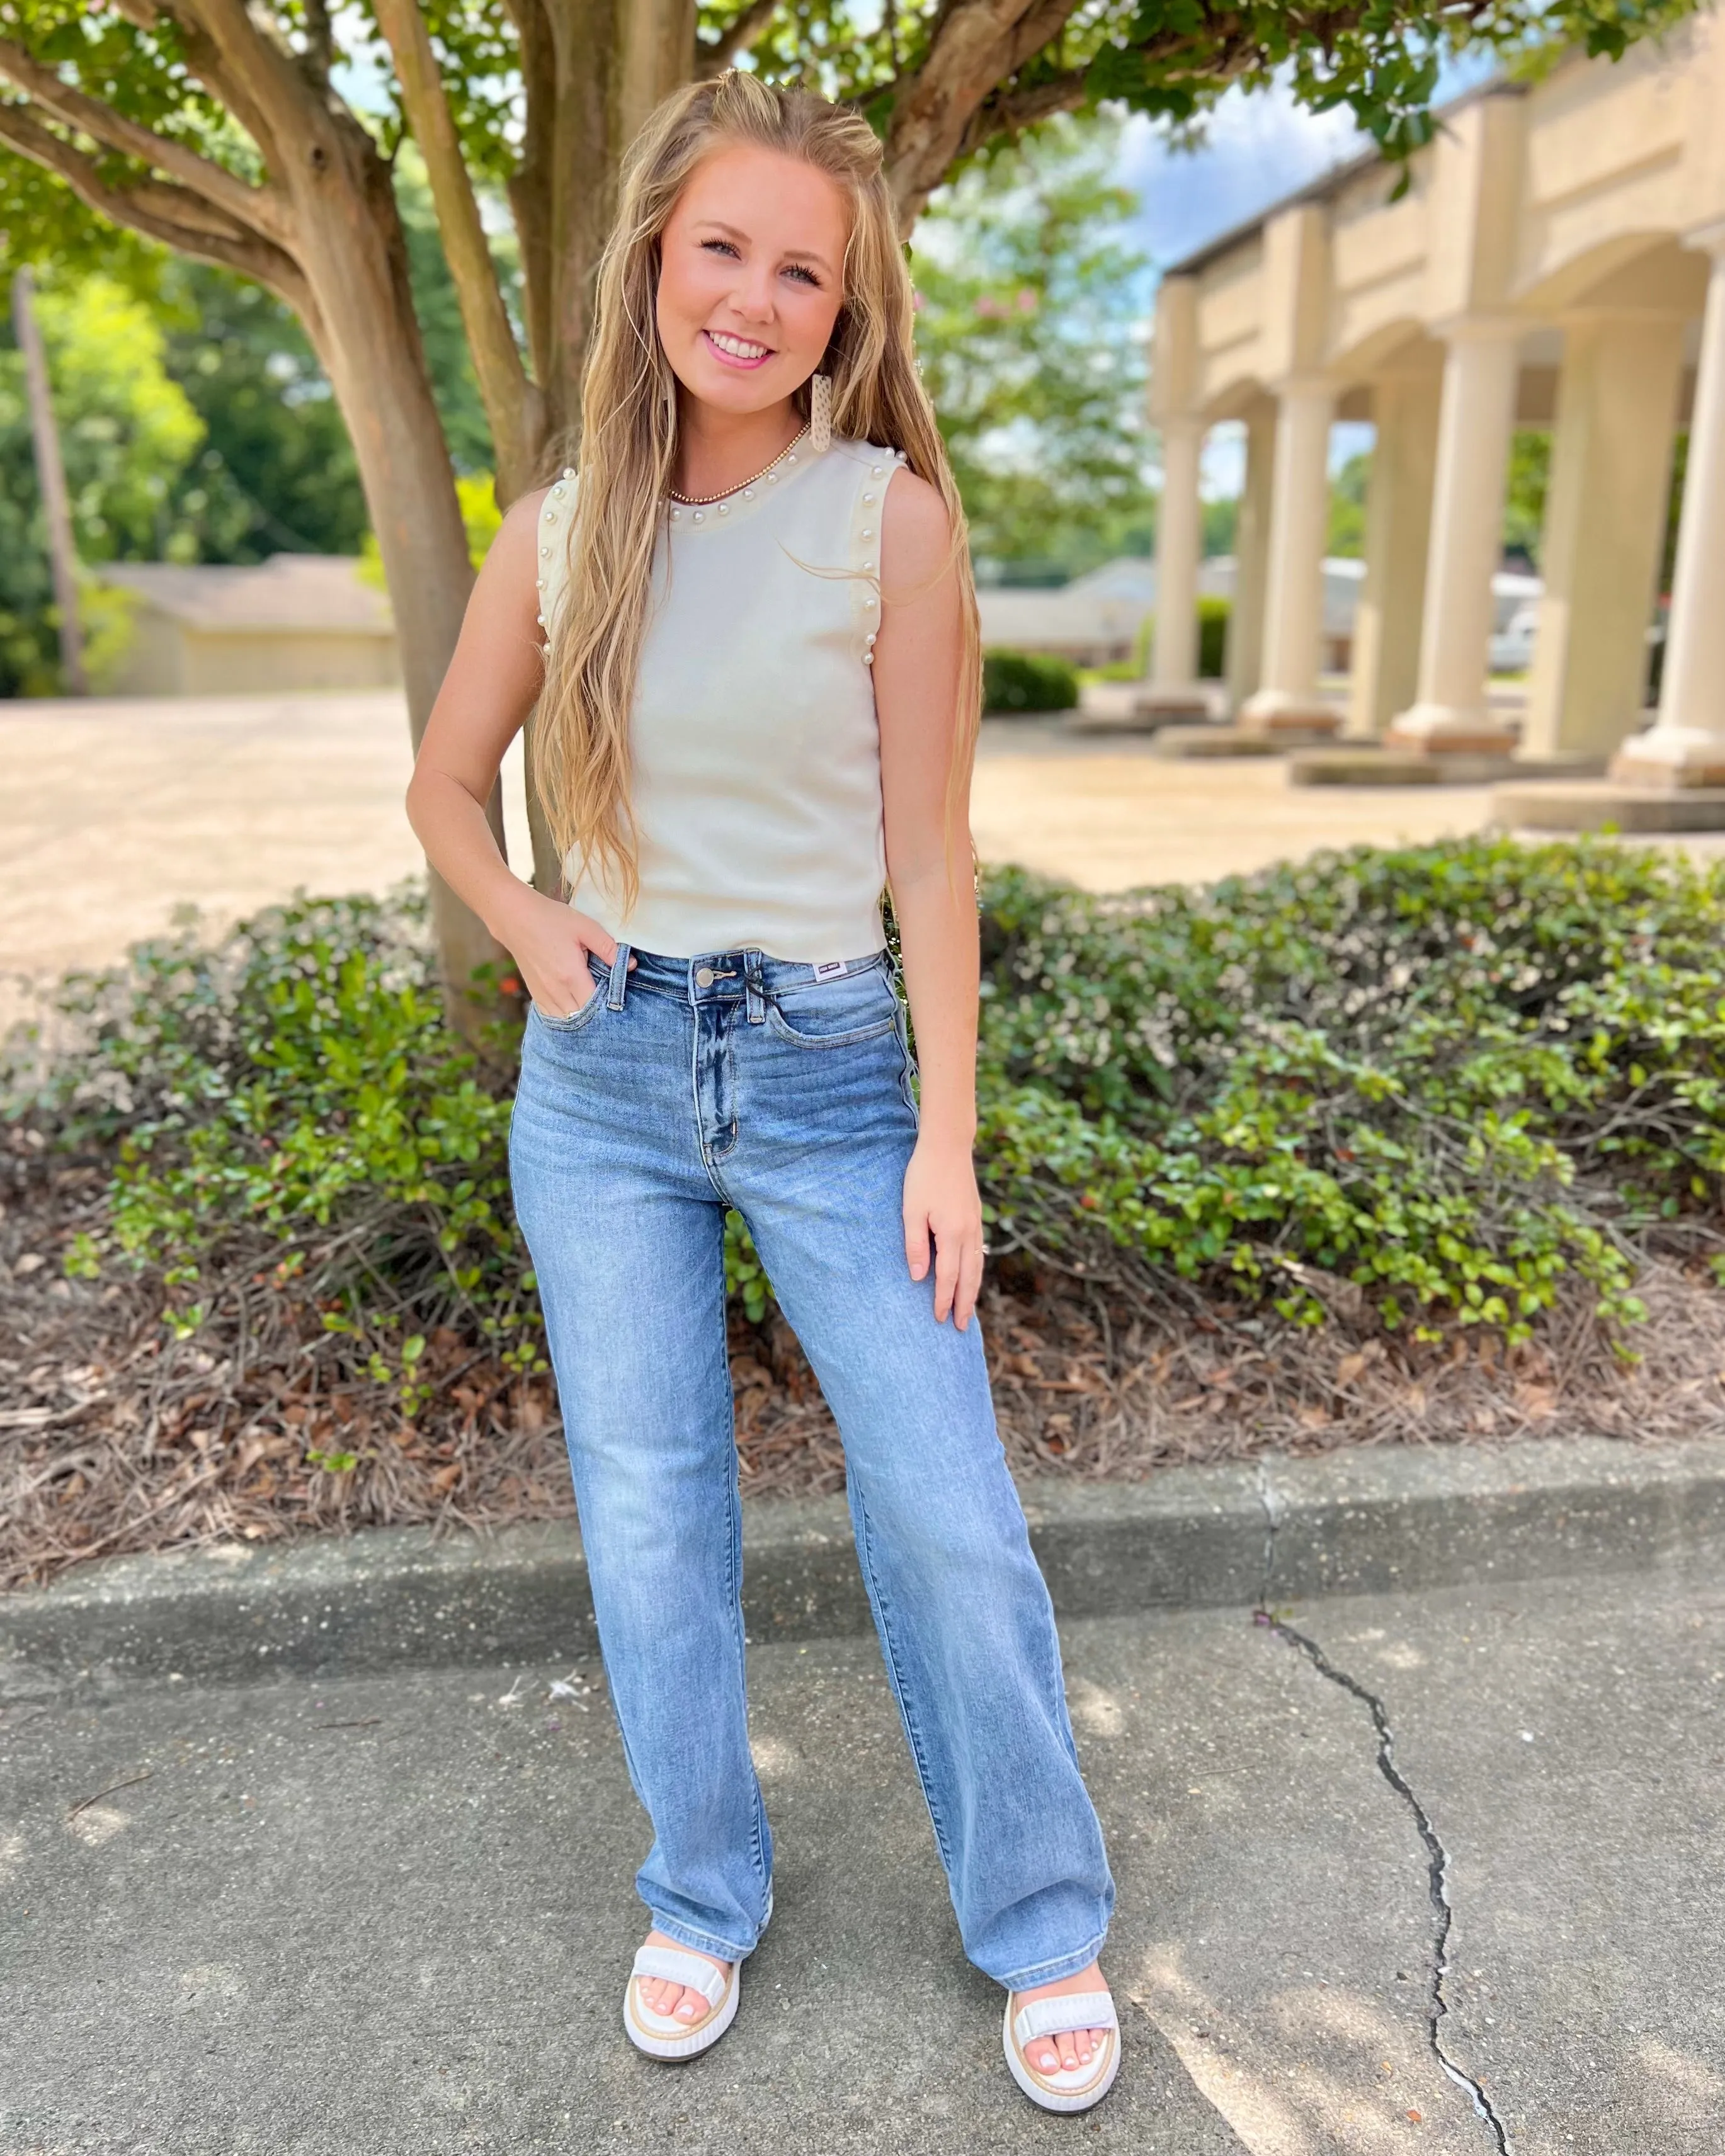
[508,942,1114,1989]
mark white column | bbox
[1225,398,1276,713]
[1346,370,1441,740]
[1240,378,1339,734]
[1612,227,1725,788]
[1388,321,1521,752]
[1151,415,1204,692]
[1523,314,1685,761]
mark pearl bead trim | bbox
[854,444,906,674]
[537,475,577,654]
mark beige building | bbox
[1136,11,1725,798]
[98,555,401,697]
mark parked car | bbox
[1489,601,1539,675]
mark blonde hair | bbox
[533,69,982,911]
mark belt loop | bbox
[743,947,766,1025]
[606,941,632,1010]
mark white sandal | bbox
[1003,1986,1121,2113]
[622,1942,739,2061]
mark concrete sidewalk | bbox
[4,1544,1721,2155]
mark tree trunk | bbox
[13,265,88,695]
[284,117,515,1026]
[508,0,697,902]
[344,4,692,982]
[517,0,697,451]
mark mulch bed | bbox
[4,1127,1724,1595]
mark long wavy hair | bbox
[533,69,982,911]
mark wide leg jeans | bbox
[508,943,1114,1989]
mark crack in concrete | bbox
[1252,1462,1514,2155]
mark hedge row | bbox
[8,837,1723,1396]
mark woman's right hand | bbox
[499,889,632,1020]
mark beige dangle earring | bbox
[809,370,833,453]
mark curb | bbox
[3,1434,1722,1691]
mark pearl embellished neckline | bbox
[667,442,908,532]
[668,440,811,526]
[537,440,910,676]
[667,426,809,511]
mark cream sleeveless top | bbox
[535,435,905,963]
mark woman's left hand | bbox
[903,1133,985,1329]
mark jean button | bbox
[695,965,715,987]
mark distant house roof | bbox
[1065,558,1156,603]
[98,554,394,635]
[976,555,1238,653]
[976,579,1147,655]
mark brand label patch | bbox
[812,959,849,981]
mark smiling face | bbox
[654,142,850,417]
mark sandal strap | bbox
[1013,1990,1118,2051]
[630,1944,727,2009]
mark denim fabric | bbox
[508,942,1115,1988]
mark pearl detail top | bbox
[537,435,909,963]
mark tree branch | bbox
[371,0,543,499]
[304,0,334,86]
[0,98,312,319]
[955,63,1089,159]
[698,0,779,74]
[0,99,261,246]
[0,33,289,242]
[999,0,1076,77]
[157,0,307,174]
[880,0,1503,232]
[883,0,1084,230]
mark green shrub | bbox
[1197,594,1229,678]
[982,648,1078,713]
[8,839,1724,1417]
[1083,596,1229,684]
[9,887,542,1373]
[974,839,1725,1337]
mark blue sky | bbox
[1115,49,1496,275]
[1116,83,1364,276]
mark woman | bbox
[406,70,1119,2114]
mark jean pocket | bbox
[531,959,610,1034]
[765,968,900,1048]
